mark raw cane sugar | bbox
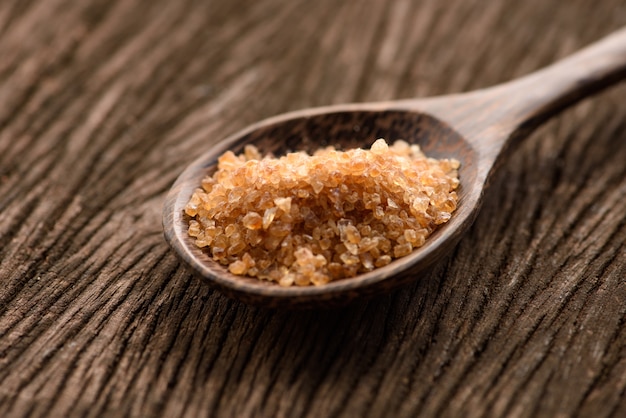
[184,139,459,286]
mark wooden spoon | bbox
[163,28,626,308]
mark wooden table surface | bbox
[1,1,625,417]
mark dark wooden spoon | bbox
[163,28,626,308]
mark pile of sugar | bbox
[184,139,459,286]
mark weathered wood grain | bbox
[0,0,625,417]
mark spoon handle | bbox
[490,27,626,134]
[408,27,626,162]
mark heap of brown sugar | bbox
[184,139,459,286]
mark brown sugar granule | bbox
[185,139,460,286]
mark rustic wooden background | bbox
[1,0,625,417]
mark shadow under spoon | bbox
[163,28,626,308]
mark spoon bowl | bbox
[164,28,626,308]
[164,108,480,307]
